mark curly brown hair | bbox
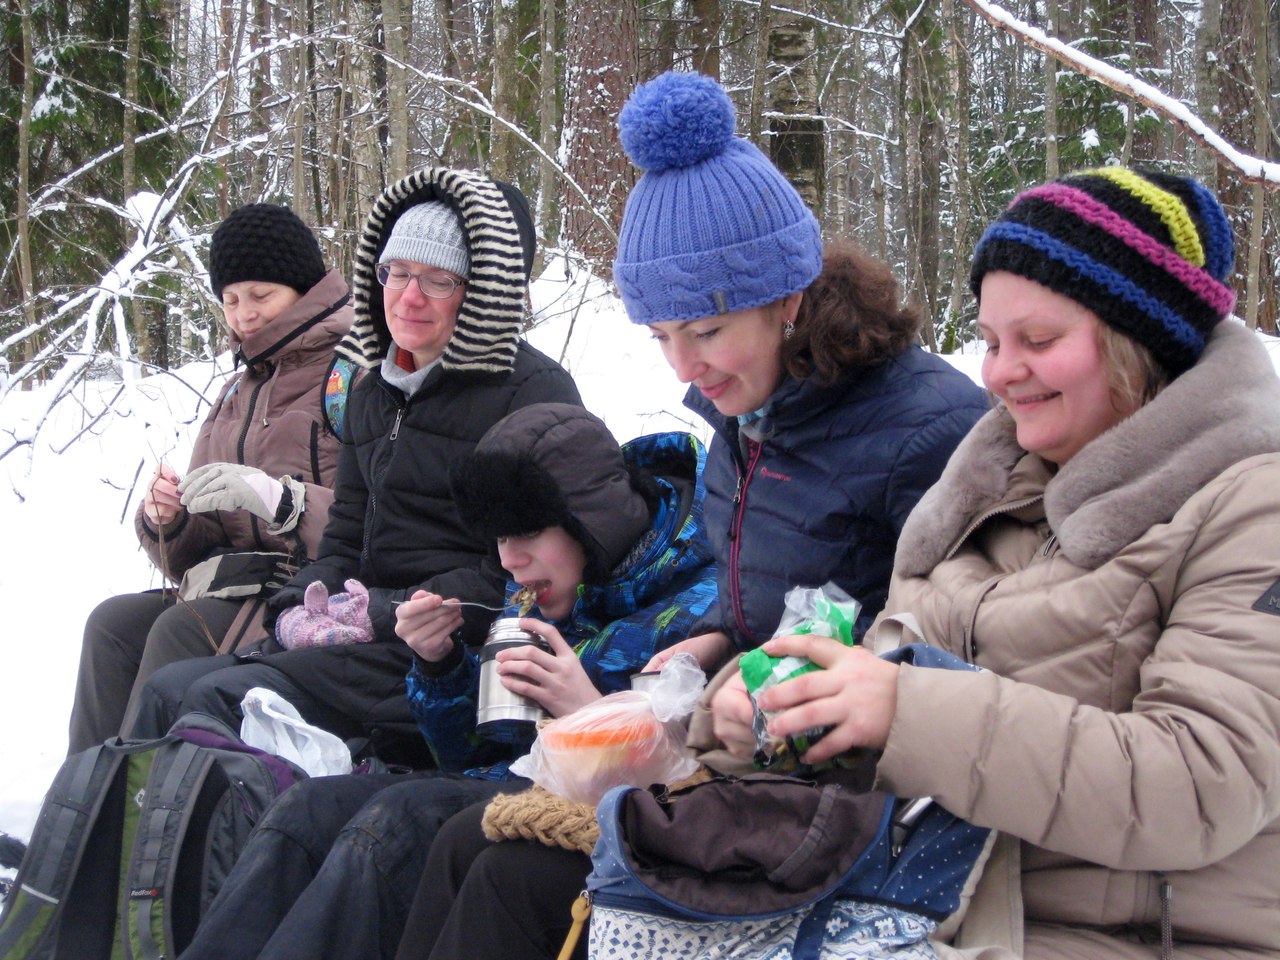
[782,241,923,386]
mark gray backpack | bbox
[0,713,306,960]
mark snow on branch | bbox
[964,0,1280,187]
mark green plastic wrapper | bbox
[739,582,861,770]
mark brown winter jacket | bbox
[136,268,353,593]
[869,321,1280,958]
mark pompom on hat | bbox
[612,71,823,325]
[209,203,327,299]
[970,166,1236,377]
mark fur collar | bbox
[896,322,1280,574]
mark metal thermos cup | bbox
[476,618,549,742]
[629,670,663,696]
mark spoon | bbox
[391,598,508,611]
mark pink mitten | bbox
[276,580,374,649]
[327,579,372,632]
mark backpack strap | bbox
[0,744,129,959]
[122,739,216,960]
[322,355,360,440]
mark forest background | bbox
[0,0,1279,859]
[3,0,1280,429]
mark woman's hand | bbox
[143,463,183,525]
[496,619,600,718]
[395,591,465,662]
[644,631,734,673]
[754,634,900,764]
[710,672,757,759]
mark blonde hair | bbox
[1097,323,1168,413]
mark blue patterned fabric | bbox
[404,431,718,773]
[586,645,991,960]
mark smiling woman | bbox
[700,166,1280,959]
[66,202,353,756]
[393,69,991,960]
[977,273,1140,464]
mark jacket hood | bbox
[896,321,1280,575]
[451,403,652,583]
[235,267,352,369]
[336,167,536,374]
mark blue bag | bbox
[586,645,992,960]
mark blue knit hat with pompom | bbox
[612,71,823,325]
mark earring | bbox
[783,318,795,340]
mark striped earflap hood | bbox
[336,167,536,374]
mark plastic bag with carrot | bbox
[509,653,704,805]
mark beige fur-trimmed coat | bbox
[871,320,1280,958]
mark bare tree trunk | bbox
[383,0,410,180]
[1218,0,1256,309]
[249,0,269,189]
[218,0,235,217]
[1243,0,1272,331]
[536,0,558,254]
[559,0,638,267]
[290,0,308,215]
[690,0,721,78]
[767,12,823,215]
[1043,0,1060,179]
[899,9,943,351]
[488,0,518,182]
[16,0,39,380]
[944,0,972,349]
[124,0,151,362]
[747,0,772,142]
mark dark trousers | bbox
[126,642,434,767]
[178,773,522,960]
[396,800,591,960]
[68,591,243,754]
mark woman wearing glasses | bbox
[127,169,582,771]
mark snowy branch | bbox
[964,0,1280,187]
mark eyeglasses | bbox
[375,262,465,299]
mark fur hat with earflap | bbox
[450,404,653,585]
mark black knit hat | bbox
[451,404,651,584]
[970,167,1236,377]
[209,204,327,299]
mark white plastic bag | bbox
[510,653,705,805]
[239,687,353,777]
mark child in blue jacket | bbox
[180,403,717,960]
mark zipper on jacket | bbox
[944,493,1045,563]
[728,441,764,646]
[1040,532,1058,557]
[309,422,322,485]
[238,378,271,550]
[363,395,408,569]
[1158,874,1173,960]
[237,378,268,464]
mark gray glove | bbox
[180,462,305,533]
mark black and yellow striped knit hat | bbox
[970,167,1236,377]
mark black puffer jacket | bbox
[264,169,582,647]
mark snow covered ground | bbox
[2,260,1273,879]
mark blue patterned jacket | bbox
[404,431,717,773]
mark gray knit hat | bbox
[380,200,470,278]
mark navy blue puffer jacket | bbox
[688,345,986,648]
